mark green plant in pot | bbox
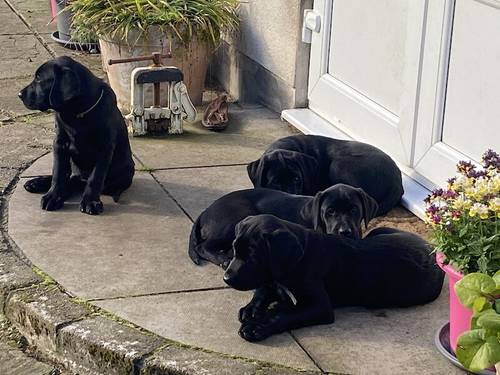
[425,149,500,353]
[68,0,239,111]
[454,271,500,374]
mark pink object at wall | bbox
[436,252,473,352]
[50,0,57,19]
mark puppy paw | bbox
[239,305,264,323]
[41,191,65,211]
[238,323,270,342]
[80,198,103,215]
[25,176,52,194]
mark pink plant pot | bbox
[436,252,473,353]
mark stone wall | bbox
[210,0,313,113]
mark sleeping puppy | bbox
[223,215,444,342]
[18,56,135,215]
[189,184,378,267]
[247,134,403,216]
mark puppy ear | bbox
[296,154,319,194]
[247,157,265,187]
[311,191,326,233]
[49,66,81,109]
[266,229,304,280]
[356,188,379,228]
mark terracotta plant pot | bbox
[436,252,473,353]
[99,29,210,113]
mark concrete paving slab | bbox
[0,250,42,311]
[96,289,320,372]
[0,2,31,35]
[154,165,252,220]
[0,34,52,80]
[0,77,40,118]
[0,168,18,195]
[0,122,52,169]
[8,172,224,300]
[140,344,319,375]
[5,0,57,36]
[20,152,52,178]
[6,285,91,354]
[0,343,54,375]
[292,285,464,375]
[57,316,164,375]
[131,108,292,169]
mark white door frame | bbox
[283,0,444,219]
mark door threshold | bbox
[281,108,430,220]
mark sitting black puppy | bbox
[223,215,444,342]
[189,184,378,267]
[247,134,403,216]
[18,56,135,215]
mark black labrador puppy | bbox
[247,134,403,216]
[223,215,444,342]
[189,184,378,267]
[18,56,135,215]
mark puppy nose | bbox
[18,91,23,98]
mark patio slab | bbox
[0,34,52,80]
[96,289,318,371]
[131,107,292,169]
[292,287,463,374]
[0,77,40,119]
[5,0,57,36]
[153,165,253,219]
[8,172,224,300]
[6,106,464,373]
[0,121,52,169]
[0,1,31,35]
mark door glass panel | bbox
[328,0,410,115]
[442,0,500,162]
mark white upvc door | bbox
[283,0,500,216]
[307,0,427,167]
[413,0,500,187]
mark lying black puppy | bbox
[223,215,444,342]
[247,134,403,215]
[189,184,378,267]
[18,56,135,215]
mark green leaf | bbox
[455,273,497,308]
[473,296,490,313]
[459,226,469,238]
[477,310,500,331]
[494,270,500,289]
[456,329,500,372]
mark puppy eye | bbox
[293,176,300,182]
[350,207,358,213]
[326,208,334,216]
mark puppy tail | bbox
[188,216,203,265]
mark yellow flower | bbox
[453,194,472,210]
[451,174,474,192]
[469,203,489,219]
[489,197,500,213]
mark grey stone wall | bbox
[210,0,313,113]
